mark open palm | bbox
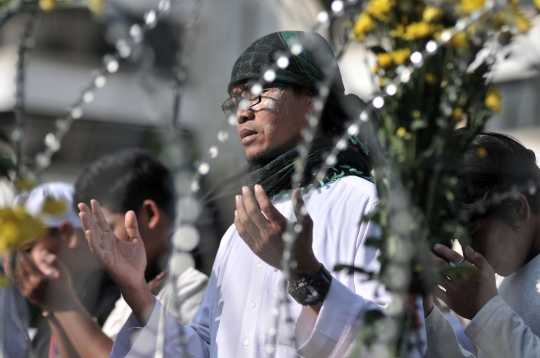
[78,200,146,289]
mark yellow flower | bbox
[372,64,380,73]
[535,0,540,11]
[457,0,485,15]
[490,12,506,29]
[402,22,438,40]
[425,73,437,84]
[390,25,405,38]
[88,0,105,16]
[485,86,502,113]
[41,198,67,215]
[423,6,443,22]
[452,108,463,121]
[448,32,469,49]
[515,12,531,33]
[39,0,55,11]
[379,77,388,87]
[396,127,407,138]
[366,0,395,21]
[354,13,376,39]
[477,147,488,158]
[0,207,45,251]
[390,48,411,65]
[377,53,393,68]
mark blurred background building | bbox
[0,0,538,273]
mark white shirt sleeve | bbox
[295,278,384,357]
[295,216,426,357]
[111,299,211,358]
[465,295,540,358]
[424,305,474,358]
[111,272,217,358]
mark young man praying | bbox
[79,31,424,357]
[424,131,540,358]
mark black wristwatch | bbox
[288,264,332,306]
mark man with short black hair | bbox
[20,149,208,357]
[80,31,421,357]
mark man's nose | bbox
[236,105,254,124]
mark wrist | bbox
[120,276,156,326]
[43,289,78,313]
[289,257,321,282]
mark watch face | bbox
[305,287,319,303]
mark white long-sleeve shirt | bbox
[425,253,540,358]
[110,176,413,357]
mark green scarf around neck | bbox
[243,137,372,201]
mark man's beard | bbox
[246,148,281,169]
[246,143,295,170]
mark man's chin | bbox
[246,148,282,169]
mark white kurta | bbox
[111,177,395,357]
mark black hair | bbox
[457,129,540,231]
[74,148,175,219]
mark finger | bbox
[254,185,287,227]
[90,200,111,236]
[79,211,103,247]
[433,286,450,304]
[235,194,261,239]
[78,203,101,241]
[433,244,464,265]
[464,245,492,272]
[241,186,270,229]
[125,211,143,243]
[17,251,44,277]
[234,209,256,245]
[80,212,107,261]
[429,252,450,268]
[292,188,313,229]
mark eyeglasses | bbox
[221,82,289,118]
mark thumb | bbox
[45,252,70,279]
[465,246,491,271]
[125,211,142,243]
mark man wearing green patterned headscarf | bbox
[224,31,371,200]
[93,31,409,358]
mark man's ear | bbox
[139,200,161,230]
[515,193,531,222]
[58,222,78,249]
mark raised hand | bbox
[431,244,498,319]
[79,200,156,325]
[78,200,146,291]
[16,250,75,311]
[234,185,320,281]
